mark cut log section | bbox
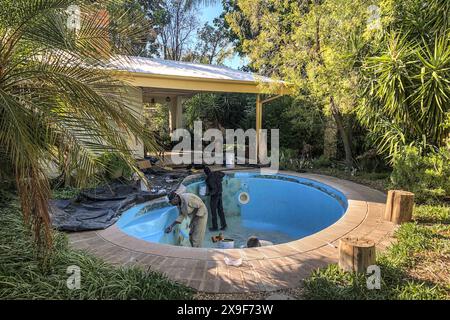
[339,237,376,273]
[384,190,414,224]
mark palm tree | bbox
[0,0,158,253]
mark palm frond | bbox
[0,0,158,253]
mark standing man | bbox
[203,166,227,231]
[165,192,208,248]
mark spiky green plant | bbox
[358,0,450,159]
[0,0,159,253]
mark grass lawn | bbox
[302,169,450,300]
[0,193,194,300]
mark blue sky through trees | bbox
[199,2,246,69]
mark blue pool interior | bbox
[117,172,348,249]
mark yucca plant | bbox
[0,0,159,255]
[413,35,450,143]
[358,0,450,160]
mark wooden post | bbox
[339,237,376,273]
[384,190,414,224]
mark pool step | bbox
[121,207,178,237]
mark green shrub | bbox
[390,146,450,203]
[279,148,312,171]
[99,152,133,180]
[312,155,332,168]
[52,186,80,200]
[355,149,386,173]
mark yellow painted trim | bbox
[256,94,262,159]
[114,71,292,95]
[261,95,283,104]
[255,94,284,161]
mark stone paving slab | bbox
[67,171,396,293]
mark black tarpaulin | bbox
[50,168,191,231]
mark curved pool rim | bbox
[78,170,393,293]
[98,170,380,259]
[116,171,349,248]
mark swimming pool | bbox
[116,171,348,249]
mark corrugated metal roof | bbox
[110,56,282,84]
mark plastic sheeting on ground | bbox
[50,167,191,232]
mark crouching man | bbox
[165,192,208,248]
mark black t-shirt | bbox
[205,171,225,196]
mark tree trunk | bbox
[323,116,337,159]
[313,8,352,168]
[330,96,352,169]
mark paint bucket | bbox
[225,152,235,169]
[219,238,234,249]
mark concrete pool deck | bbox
[67,171,396,293]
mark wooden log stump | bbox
[384,190,414,224]
[339,237,376,273]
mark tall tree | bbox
[0,0,157,252]
[184,18,232,64]
[158,0,199,61]
[225,0,375,168]
[111,0,166,57]
[221,0,259,62]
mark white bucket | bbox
[219,239,235,249]
[225,152,235,169]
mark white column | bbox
[169,98,176,133]
[169,96,184,132]
[175,96,184,129]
